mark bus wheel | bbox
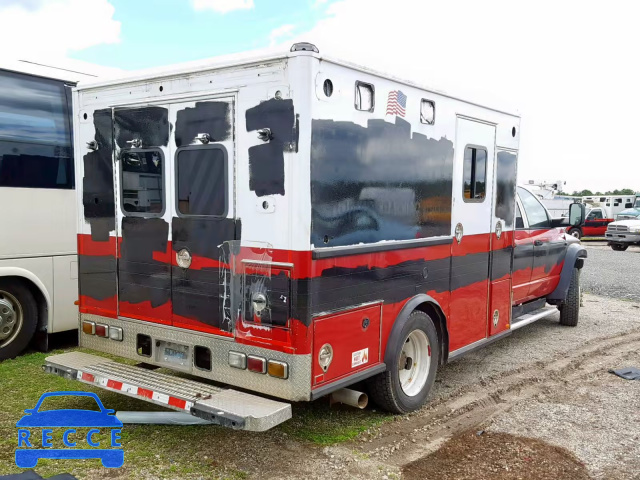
[0,280,38,360]
[568,228,582,239]
[367,310,439,414]
[559,268,581,327]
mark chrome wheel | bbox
[0,290,23,348]
[570,229,581,238]
[398,329,431,397]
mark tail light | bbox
[247,355,266,374]
[109,326,123,341]
[95,324,109,337]
[82,321,95,335]
[267,360,288,379]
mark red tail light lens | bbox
[95,324,109,337]
[247,355,266,374]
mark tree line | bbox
[557,188,638,197]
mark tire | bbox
[367,310,439,414]
[559,268,580,327]
[0,279,38,360]
[611,244,629,251]
[568,228,582,239]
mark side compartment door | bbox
[449,118,496,352]
[167,99,238,335]
[489,150,517,336]
[114,106,173,324]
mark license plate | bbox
[156,341,190,369]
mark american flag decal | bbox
[386,90,407,117]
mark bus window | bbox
[0,70,73,189]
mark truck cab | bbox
[566,207,614,239]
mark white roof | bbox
[0,57,122,84]
[72,44,519,117]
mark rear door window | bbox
[176,146,227,217]
[121,150,165,215]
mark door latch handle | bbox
[126,138,142,148]
[533,240,544,246]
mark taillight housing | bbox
[228,351,247,370]
[109,326,123,341]
[267,360,288,379]
[95,324,109,338]
[247,355,266,374]
[82,321,95,335]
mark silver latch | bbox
[126,138,142,149]
[257,128,272,142]
[196,133,211,144]
[86,140,98,151]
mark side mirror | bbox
[569,203,585,227]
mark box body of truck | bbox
[45,46,585,429]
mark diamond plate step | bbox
[44,352,291,432]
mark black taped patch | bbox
[83,109,115,241]
[78,255,117,301]
[175,101,231,147]
[118,217,170,307]
[496,151,517,226]
[172,217,240,330]
[114,106,169,149]
[245,98,295,197]
[310,117,454,247]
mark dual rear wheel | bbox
[367,311,439,414]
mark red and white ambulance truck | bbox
[44,44,587,431]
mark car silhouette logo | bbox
[15,391,123,468]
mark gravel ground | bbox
[582,242,640,301]
[489,368,640,479]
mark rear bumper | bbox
[78,313,311,402]
[45,352,292,431]
[606,232,640,244]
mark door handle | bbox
[533,240,544,246]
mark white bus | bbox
[0,61,98,359]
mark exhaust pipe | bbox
[329,388,368,409]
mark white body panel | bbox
[74,51,519,253]
[0,64,81,335]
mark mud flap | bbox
[44,352,291,432]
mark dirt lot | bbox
[2,292,638,480]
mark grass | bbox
[0,347,390,478]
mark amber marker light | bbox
[82,321,95,335]
[267,360,288,379]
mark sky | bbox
[1,0,638,193]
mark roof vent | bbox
[290,42,319,53]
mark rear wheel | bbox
[0,279,38,360]
[611,244,629,251]
[559,268,580,327]
[367,310,439,413]
[568,228,582,239]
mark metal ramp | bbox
[510,305,558,331]
[44,352,291,432]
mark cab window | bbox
[517,187,550,228]
[587,209,603,220]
